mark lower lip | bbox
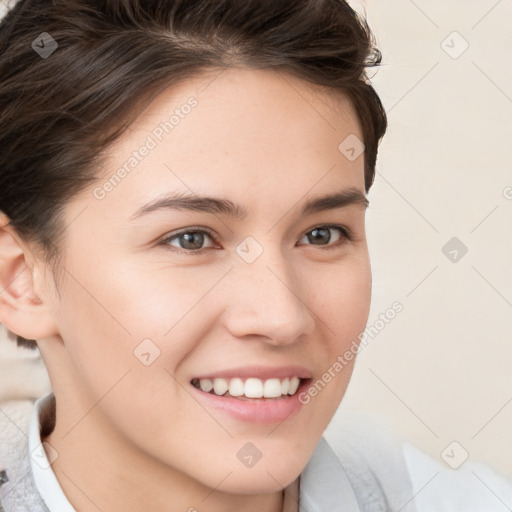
[189,379,312,424]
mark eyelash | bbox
[158,224,354,256]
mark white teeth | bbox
[195,376,304,398]
[228,378,244,397]
[288,377,300,395]
[245,378,263,398]
[199,378,213,392]
[263,378,283,398]
[213,378,228,396]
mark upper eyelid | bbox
[162,226,218,241]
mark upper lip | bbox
[191,365,313,382]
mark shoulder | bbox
[0,397,44,511]
[323,409,512,512]
[0,378,53,512]
[403,441,512,512]
[323,410,417,512]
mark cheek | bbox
[54,257,224,395]
[318,257,372,345]
[53,263,201,448]
[308,257,371,404]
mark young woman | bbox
[0,1,510,511]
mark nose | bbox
[222,250,316,346]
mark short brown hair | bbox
[0,0,387,348]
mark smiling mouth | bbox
[190,376,309,400]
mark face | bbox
[39,68,371,494]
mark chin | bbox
[210,464,302,495]
[234,441,313,492]
[181,437,312,495]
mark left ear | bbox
[0,212,60,342]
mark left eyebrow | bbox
[128,187,368,221]
[301,188,369,215]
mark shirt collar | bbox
[299,436,361,511]
[29,393,75,512]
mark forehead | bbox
[70,68,365,224]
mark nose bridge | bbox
[223,244,315,344]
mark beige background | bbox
[328,0,512,481]
[1,0,511,483]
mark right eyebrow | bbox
[128,187,368,222]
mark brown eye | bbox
[160,228,218,255]
[298,225,352,249]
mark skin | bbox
[0,67,372,512]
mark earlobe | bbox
[0,212,59,341]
